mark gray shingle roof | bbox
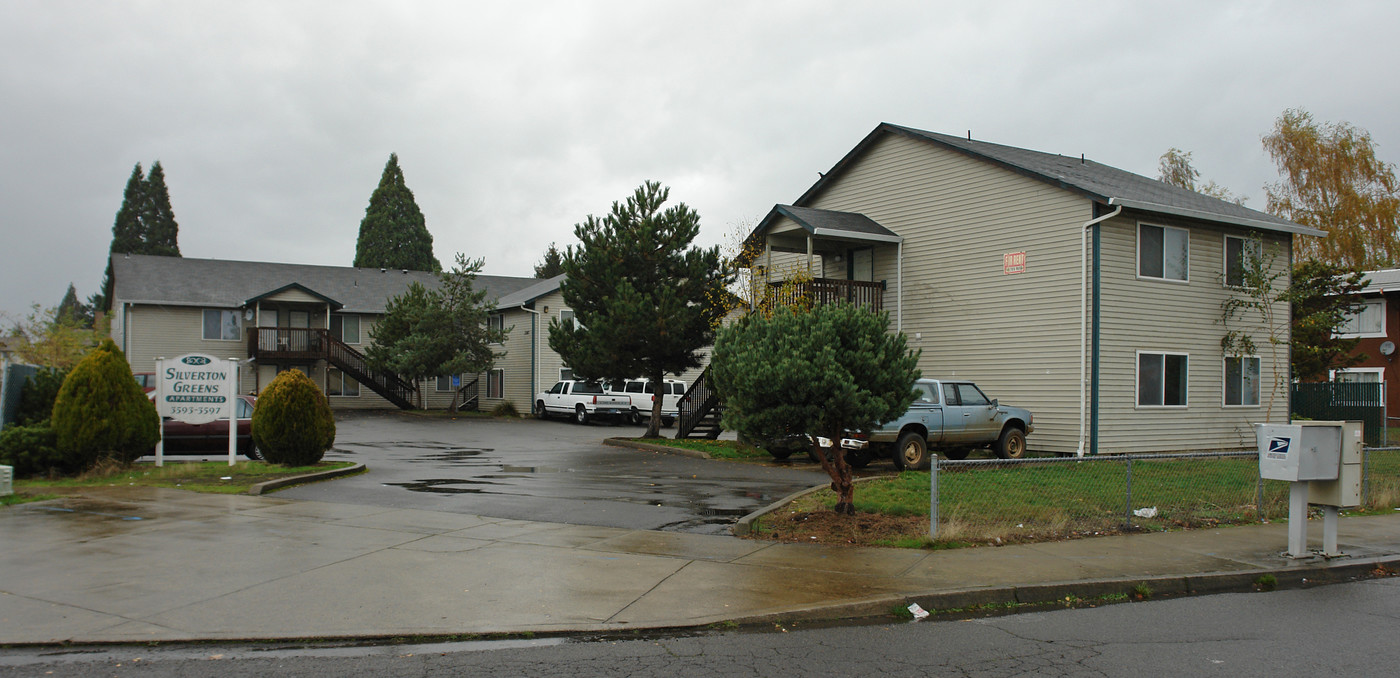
[495,274,565,310]
[797,122,1323,237]
[773,205,901,242]
[111,254,539,313]
[1360,268,1400,293]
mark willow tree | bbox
[1264,108,1400,268]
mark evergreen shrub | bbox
[0,422,63,477]
[16,367,69,426]
[251,369,336,466]
[50,338,159,471]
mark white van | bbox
[609,378,687,426]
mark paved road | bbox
[274,411,831,534]
[7,577,1398,676]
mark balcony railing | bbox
[764,277,884,312]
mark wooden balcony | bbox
[248,327,329,361]
[764,277,884,312]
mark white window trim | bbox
[1136,222,1191,284]
[1336,298,1386,339]
[1222,355,1261,408]
[488,314,505,344]
[487,368,504,399]
[202,309,244,342]
[333,313,361,345]
[1222,235,1263,290]
[327,368,360,398]
[1136,350,1190,409]
[1329,367,1385,382]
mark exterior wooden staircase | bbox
[249,328,418,410]
[675,365,723,439]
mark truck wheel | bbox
[894,432,930,471]
[629,408,642,425]
[767,447,793,460]
[845,449,873,469]
[535,400,548,420]
[994,427,1026,459]
[575,405,590,425]
[942,448,970,461]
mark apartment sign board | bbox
[157,354,235,424]
[1003,251,1027,274]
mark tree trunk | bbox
[810,432,855,515]
[644,369,664,438]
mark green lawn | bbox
[639,438,774,460]
[13,460,358,495]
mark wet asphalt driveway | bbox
[274,411,831,535]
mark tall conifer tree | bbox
[353,154,441,272]
[548,181,730,437]
[141,161,181,257]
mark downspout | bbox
[1079,202,1123,457]
[897,240,903,333]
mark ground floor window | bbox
[488,369,504,398]
[327,367,359,397]
[1138,352,1188,407]
[560,367,574,381]
[1224,356,1260,406]
[436,375,457,392]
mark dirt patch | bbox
[747,509,933,547]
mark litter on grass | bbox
[1133,506,1158,518]
[907,603,930,620]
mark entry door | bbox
[288,311,311,351]
[849,248,874,281]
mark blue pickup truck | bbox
[840,378,1034,470]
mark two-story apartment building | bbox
[746,123,1323,455]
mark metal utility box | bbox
[0,465,12,497]
[1256,423,1342,482]
[1309,421,1363,508]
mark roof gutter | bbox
[1079,203,1122,457]
[1106,198,1326,238]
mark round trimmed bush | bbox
[50,338,160,471]
[251,369,336,466]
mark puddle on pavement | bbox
[383,478,504,495]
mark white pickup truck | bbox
[534,380,630,425]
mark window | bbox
[914,384,937,403]
[487,369,504,398]
[560,309,584,331]
[488,314,504,342]
[327,368,360,397]
[261,309,278,327]
[560,367,575,381]
[330,314,360,344]
[1224,356,1260,407]
[573,381,605,395]
[1224,236,1262,288]
[547,382,564,394]
[1138,352,1188,407]
[1329,368,1385,406]
[436,375,458,392]
[1138,224,1189,282]
[954,383,990,406]
[1338,299,1385,338]
[625,381,645,394]
[1331,367,1384,384]
[202,309,242,340]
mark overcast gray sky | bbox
[3,0,1399,321]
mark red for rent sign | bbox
[1003,251,1026,274]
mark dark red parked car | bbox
[147,395,260,460]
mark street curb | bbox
[603,437,712,460]
[727,555,1400,627]
[247,463,367,496]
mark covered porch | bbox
[745,204,903,324]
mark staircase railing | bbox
[324,336,418,410]
[455,375,480,412]
[675,365,721,439]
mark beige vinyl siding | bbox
[803,133,1088,453]
[122,305,257,395]
[263,288,325,304]
[1096,216,1290,452]
[477,306,536,413]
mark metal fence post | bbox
[1124,456,1133,528]
[929,455,939,540]
[1364,447,1371,507]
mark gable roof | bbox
[1359,268,1400,294]
[768,205,902,243]
[495,274,565,310]
[111,254,539,314]
[796,122,1324,237]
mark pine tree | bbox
[533,242,565,278]
[141,161,181,257]
[56,283,93,328]
[711,304,920,514]
[92,162,182,311]
[548,181,730,437]
[353,154,441,272]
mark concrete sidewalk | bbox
[3,487,1398,645]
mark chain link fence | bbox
[928,448,1400,543]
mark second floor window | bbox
[330,314,360,343]
[1338,299,1385,338]
[1139,224,1189,282]
[202,309,242,341]
[1224,236,1262,288]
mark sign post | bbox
[155,353,239,467]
